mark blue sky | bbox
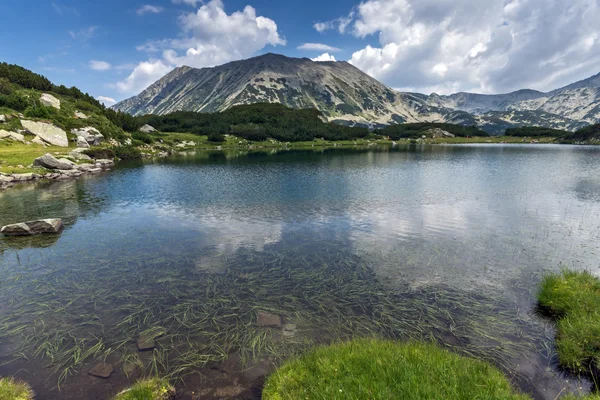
[1,0,599,105]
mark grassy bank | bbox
[263,339,530,400]
[538,269,600,375]
[0,377,34,400]
[113,378,174,400]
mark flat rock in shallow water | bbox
[89,363,113,378]
[137,336,156,351]
[1,219,63,236]
[257,311,282,327]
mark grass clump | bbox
[0,377,34,400]
[113,378,174,400]
[263,339,529,400]
[538,269,600,374]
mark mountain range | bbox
[113,54,600,135]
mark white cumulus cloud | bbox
[89,60,112,71]
[298,43,341,52]
[312,53,337,62]
[97,96,117,106]
[115,60,173,94]
[327,0,600,94]
[117,0,285,95]
[137,5,164,15]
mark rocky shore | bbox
[0,153,114,190]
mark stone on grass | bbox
[74,111,88,119]
[40,93,61,109]
[70,149,92,160]
[257,311,282,327]
[0,114,5,122]
[139,124,157,133]
[0,129,25,143]
[21,120,68,147]
[1,219,63,236]
[33,153,75,170]
[76,136,90,148]
[31,136,47,146]
[71,127,104,146]
[89,363,113,378]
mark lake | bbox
[1,144,599,399]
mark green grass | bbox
[262,339,530,400]
[113,378,174,400]
[0,377,34,400]
[538,270,600,373]
[0,141,70,174]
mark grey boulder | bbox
[139,124,156,133]
[40,93,61,109]
[1,219,63,236]
[33,153,75,170]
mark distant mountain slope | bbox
[114,54,600,134]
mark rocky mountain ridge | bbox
[114,54,600,134]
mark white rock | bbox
[71,127,103,145]
[74,111,88,119]
[31,136,47,146]
[40,93,61,109]
[0,129,25,143]
[139,124,157,133]
[21,120,68,147]
[0,115,5,123]
[76,136,90,148]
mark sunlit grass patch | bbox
[263,339,530,400]
[113,378,174,400]
[0,377,34,400]
[538,269,600,373]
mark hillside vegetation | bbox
[379,123,488,139]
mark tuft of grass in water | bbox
[113,378,175,400]
[262,339,531,400]
[0,377,35,400]
[538,269,600,373]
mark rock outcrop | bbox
[74,111,88,119]
[1,218,63,236]
[76,136,90,148]
[20,120,68,147]
[33,153,75,170]
[40,93,61,109]
[71,127,104,146]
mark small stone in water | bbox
[257,311,282,327]
[89,363,113,378]
[137,336,156,351]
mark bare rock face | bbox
[21,120,68,147]
[40,93,61,109]
[1,219,63,236]
[0,129,25,143]
[33,153,75,170]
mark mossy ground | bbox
[538,269,600,373]
[0,377,34,400]
[262,339,530,400]
[113,378,174,400]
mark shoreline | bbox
[0,137,591,192]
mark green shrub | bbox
[84,148,115,160]
[263,339,530,400]
[132,131,154,144]
[113,378,174,400]
[0,93,28,112]
[538,270,600,373]
[0,377,34,400]
[207,132,225,142]
[0,78,15,95]
[115,146,142,160]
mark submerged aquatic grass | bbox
[263,339,530,400]
[0,240,543,394]
[538,269,600,374]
